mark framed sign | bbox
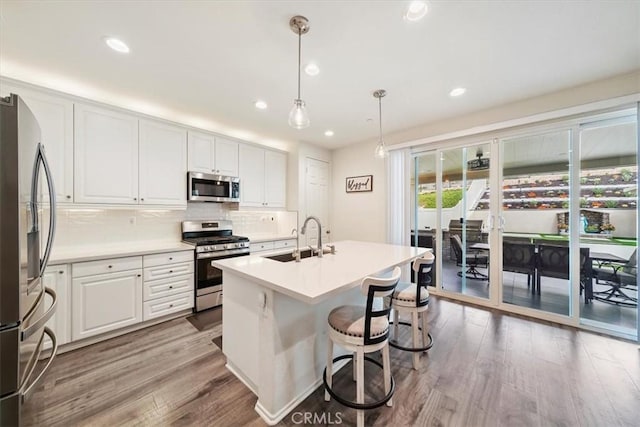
[346,175,373,193]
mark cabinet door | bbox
[264,150,287,208]
[214,137,239,177]
[42,265,70,348]
[187,130,215,173]
[139,120,187,205]
[239,144,266,207]
[72,270,143,341]
[1,85,74,203]
[74,104,139,204]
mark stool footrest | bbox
[323,354,395,410]
[389,321,434,352]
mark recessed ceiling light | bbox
[324,130,334,137]
[104,37,130,53]
[405,1,428,21]
[254,100,268,110]
[449,87,466,97]
[304,63,320,76]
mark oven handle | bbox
[197,249,250,260]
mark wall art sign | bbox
[346,175,373,193]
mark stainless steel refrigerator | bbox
[1,93,58,426]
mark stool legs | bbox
[420,311,429,351]
[393,309,399,341]
[356,348,365,427]
[352,352,357,381]
[325,338,333,402]
[411,311,420,370]
[382,343,392,407]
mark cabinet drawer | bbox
[143,291,193,321]
[250,241,275,252]
[143,262,193,281]
[73,256,142,278]
[144,250,193,268]
[143,274,193,301]
[273,239,296,250]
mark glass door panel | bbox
[500,130,572,316]
[579,115,638,337]
[412,152,437,287]
[441,143,491,299]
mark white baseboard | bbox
[225,361,257,395]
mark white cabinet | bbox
[142,250,194,321]
[187,131,239,177]
[74,103,139,204]
[42,265,70,348]
[71,258,143,341]
[239,145,287,208]
[1,84,74,203]
[264,150,287,207]
[139,120,187,205]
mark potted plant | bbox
[600,223,615,236]
[557,223,569,235]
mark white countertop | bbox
[49,241,194,264]
[244,233,297,243]
[213,240,427,304]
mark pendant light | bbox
[373,89,389,158]
[288,16,310,129]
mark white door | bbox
[304,158,330,247]
[0,85,74,203]
[72,270,143,341]
[187,130,215,173]
[264,150,287,208]
[42,265,70,348]
[139,120,187,205]
[239,144,265,207]
[74,104,139,204]
[214,136,239,177]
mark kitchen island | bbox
[212,240,427,425]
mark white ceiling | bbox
[1,1,639,151]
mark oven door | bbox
[196,251,248,296]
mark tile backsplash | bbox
[51,203,298,249]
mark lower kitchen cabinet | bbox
[71,267,143,341]
[143,291,194,321]
[42,265,70,349]
[142,250,194,321]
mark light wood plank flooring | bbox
[23,298,640,426]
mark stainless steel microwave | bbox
[188,172,240,202]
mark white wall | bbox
[330,72,640,243]
[331,140,386,242]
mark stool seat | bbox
[391,283,429,305]
[328,305,389,339]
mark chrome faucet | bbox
[291,228,301,262]
[300,215,323,258]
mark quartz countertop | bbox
[49,241,194,264]
[212,240,427,304]
[244,234,297,243]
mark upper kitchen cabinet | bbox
[139,120,187,205]
[239,144,287,208]
[0,84,74,202]
[74,103,139,204]
[187,131,239,177]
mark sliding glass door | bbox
[500,130,573,316]
[578,115,638,337]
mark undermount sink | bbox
[264,248,315,262]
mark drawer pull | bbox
[137,274,141,277]
[169,304,174,308]
[169,257,173,261]
[108,265,112,269]
[169,286,173,289]
[169,270,173,273]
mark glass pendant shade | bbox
[288,99,310,129]
[374,140,389,158]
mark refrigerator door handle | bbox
[21,287,57,341]
[37,144,56,277]
[20,327,58,402]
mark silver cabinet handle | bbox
[66,195,71,199]
[21,327,58,402]
[22,287,57,341]
[108,265,113,268]
[169,285,173,289]
[169,257,173,261]
[133,197,137,201]
[141,198,144,202]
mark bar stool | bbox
[390,252,434,370]
[323,266,401,427]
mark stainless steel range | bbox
[182,220,250,312]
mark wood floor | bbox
[23,298,640,426]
